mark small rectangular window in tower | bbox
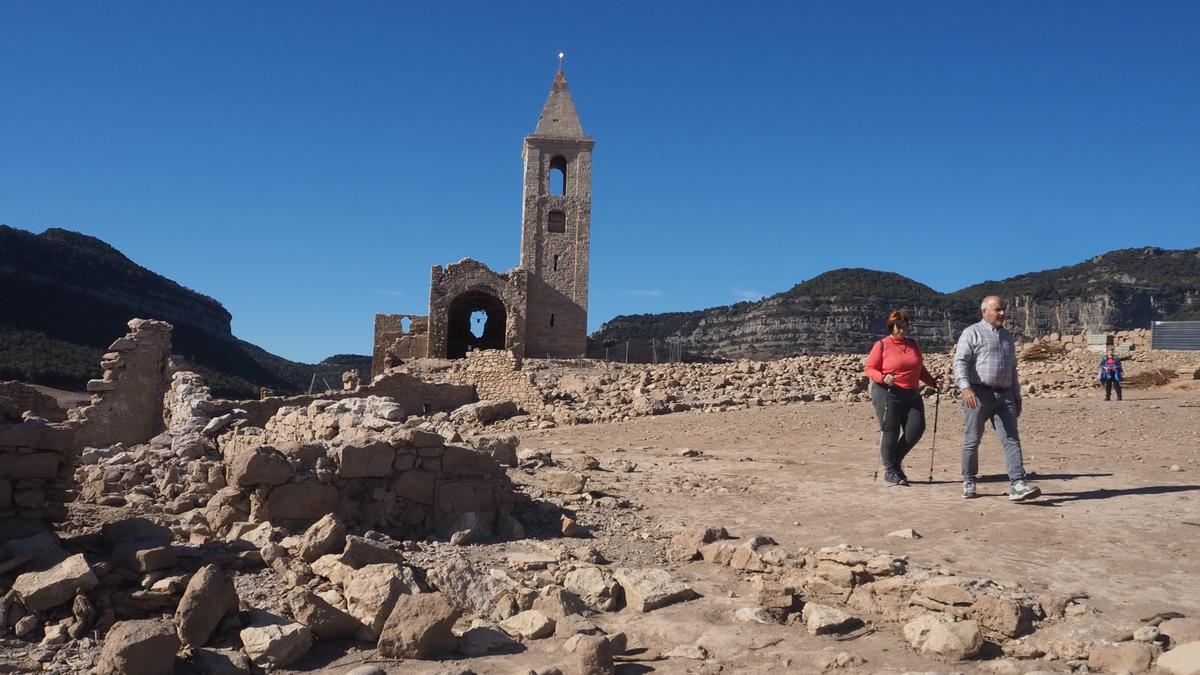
[553,254,559,271]
[550,313,555,327]
[547,209,566,233]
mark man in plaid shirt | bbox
[954,295,1041,501]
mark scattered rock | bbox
[95,618,180,675]
[801,603,862,635]
[1087,641,1156,673]
[613,568,697,612]
[239,621,313,669]
[377,592,461,659]
[287,588,359,640]
[1157,641,1200,675]
[499,609,556,639]
[296,513,346,563]
[886,528,921,539]
[12,553,99,612]
[176,564,238,648]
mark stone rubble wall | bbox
[211,396,523,539]
[69,319,173,448]
[1021,327,1152,354]
[0,381,67,422]
[199,370,476,429]
[1,319,173,530]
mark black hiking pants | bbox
[870,382,926,475]
[1104,379,1122,400]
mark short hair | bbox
[980,295,1005,311]
[886,310,909,331]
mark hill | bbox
[592,248,1200,360]
[0,225,369,398]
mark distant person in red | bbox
[1099,347,1123,401]
[864,310,941,486]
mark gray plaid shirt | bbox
[954,319,1020,395]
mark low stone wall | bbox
[211,397,522,539]
[0,422,76,529]
[0,381,66,422]
[1024,328,1152,354]
[395,350,548,416]
[203,371,476,429]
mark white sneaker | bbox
[1008,481,1041,501]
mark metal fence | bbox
[1151,321,1200,350]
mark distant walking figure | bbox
[1099,348,1123,401]
[954,295,1040,501]
[865,310,940,486]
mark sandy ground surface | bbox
[281,386,1200,674]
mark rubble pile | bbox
[675,525,1200,671]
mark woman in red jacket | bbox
[864,310,940,486]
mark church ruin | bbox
[372,69,594,376]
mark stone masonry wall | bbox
[69,318,172,447]
[1,319,172,532]
[372,313,430,377]
[212,396,522,539]
[0,381,67,422]
[202,370,476,429]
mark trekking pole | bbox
[927,388,940,483]
[873,395,888,482]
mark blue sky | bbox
[2,2,1197,362]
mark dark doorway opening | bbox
[447,291,507,358]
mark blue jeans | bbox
[961,385,1027,485]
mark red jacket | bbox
[864,336,937,391]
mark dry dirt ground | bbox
[293,386,1200,674]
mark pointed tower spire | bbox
[533,69,586,139]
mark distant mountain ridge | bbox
[0,225,367,398]
[592,247,1200,360]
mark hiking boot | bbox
[896,469,911,485]
[884,471,907,487]
[1008,481,1042,502]
[962,480,977,499]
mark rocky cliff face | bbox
[0,225,356,397]
[593,248,1200,360]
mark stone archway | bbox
[446,290,508,358]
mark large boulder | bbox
[376,592,460,659]
[12,553,98,612]
[175,565,238,648]
[1157,641,1200,675]
[287,589,359,640]
[296,514,346,563]
[344,564,415,639]
[1087,642,1156,673]
[612,568,697,612]
[226,445,292,487]
[239,622,312,669]
[96,619,180,675]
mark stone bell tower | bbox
[519,68,594,359]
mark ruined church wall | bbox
[372,313,429,377]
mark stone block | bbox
[392,470,436,504]
[435,480,497,515]
[613,568,697,612]
[239,622,312,669]
[0,452,61,479]
[266,483,338,520]
[176,565,239,648]
[96,618,180,675]
[335,441,395,478]
[1157,641,1200,675]
[226,445,292,487]
[287,588,359,640]
[1087,642,1155,673]
[12,553,99,611]
[377,592,460,659]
